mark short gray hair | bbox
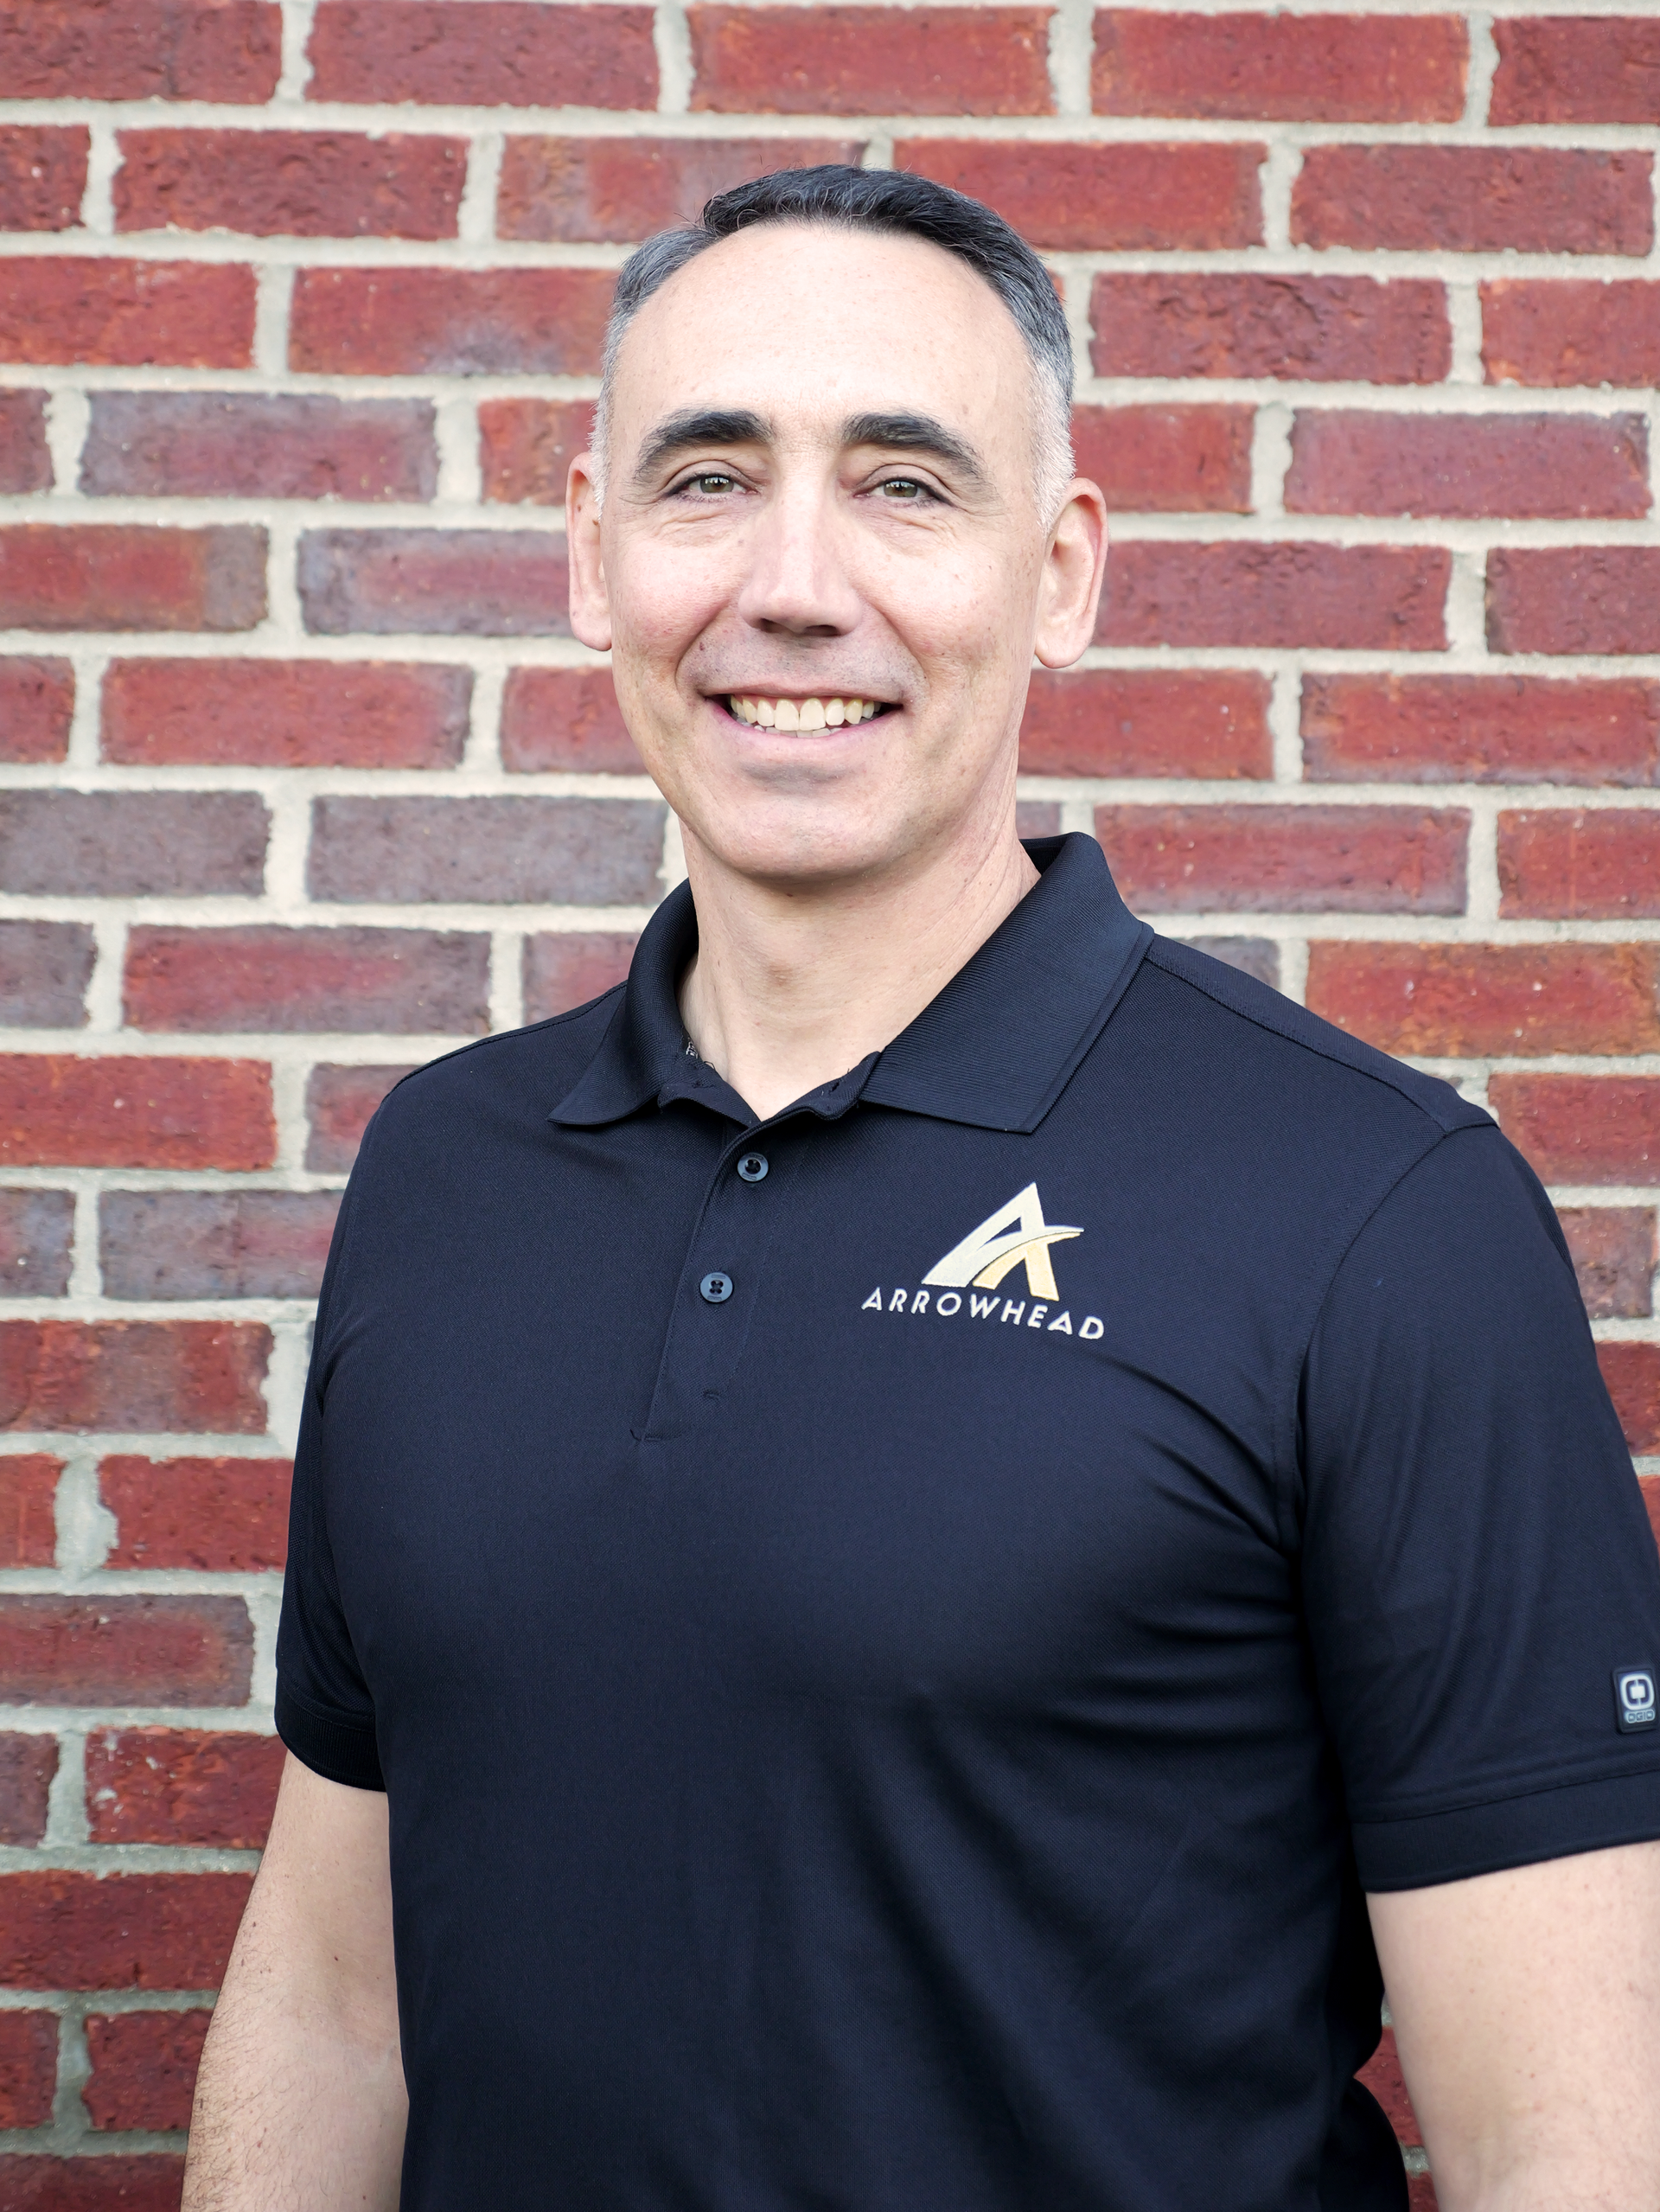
[592,164,1075,521]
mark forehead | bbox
[610,221,1036,460]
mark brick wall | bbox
[0,0,1656,2199]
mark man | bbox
[183,168,1660,2211]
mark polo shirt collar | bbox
[548,832,1151,1136]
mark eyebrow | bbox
[630,407,988,490]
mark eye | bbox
[674,470,739,498]
[874,476,933,502]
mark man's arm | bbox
[1370,1840,1660,2211]
[182,1752,406,2209]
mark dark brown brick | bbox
[308,796,666,906]
[304,1064,418,1173]
[299,528,568,639]
[0,1595,251,1704]
[125,925,490,1035]
[0,1320,270,1435]
[500,667,643,771]
[0,659,73,763]
[0,1733,58,1846]
[498,135,864,241]
[81,393,437,502]
[523,932,638,1021]
[0,1190,73,1298]
[103,658,469,769]
[0,922,94,1027]
[0,793,266,897]
[0,391,52,494]
[0,524,265,632]
[0,124,87,230]
[115,128,466,239]
[99,1192,340,1301]
[1558,1208,1655,1320]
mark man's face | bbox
[566,221,1105,888]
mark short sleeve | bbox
[275,1180,385,1792]
[1300,1121,1660,1891]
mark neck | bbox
[677,815,1041,1123]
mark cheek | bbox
[605,533,733,668]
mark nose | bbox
[732,475,862,639]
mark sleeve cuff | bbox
[276,1678,386,1793]
[1356,1764,1660,1891]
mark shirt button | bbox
[736,1153,769,1183]
[699,1271,734,1304]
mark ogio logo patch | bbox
[1615,1667,1657,1731]
[859,1185,1101,1342]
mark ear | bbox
[1032,481,1108,670]
[566,454,612,651]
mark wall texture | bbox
[0,0,1657,2200]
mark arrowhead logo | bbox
[922,1183,1082,1303]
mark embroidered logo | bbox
[1615,1667,1657,1731]
[922,1182,1082,1303]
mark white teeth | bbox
[727,695,887,726]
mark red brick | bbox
[0,391,51,495]
[1020,669,1270,777]
[1286,411,1649,521]
[0,923,94,1027]
[1490,550,1660,658]
[1293,146,1652,257]
[1174,937,1280,988]
[1016,802,1063,841]
[1499,811,1660,920]
[523,932,638,1021]
[1099,543,1448,652]
[0,2010,55,2128]
[1071,405,1253,512]
[1097,803,1465,916]
[308,795,666,905]
[307,2,656,108]
[85,2009,208,2133]
[0,258,253,369]
[1090,274,1449,384]
[689,5,1052,115]
[894,139,1261,250]
[100,1192,339,1301]
[0,2,278,99]
[499,135,864,242]
[81,393,437,502]
[0,1456,60,1568]
[1484,281,1660,392]
[290,265,612,377]
[1600,1344,1660,1455]
[0,1057,273,1171]
[0,792,265,897]
[1491,1074,1660,1186]
[87,1727,283,1845]
[0,2158,187,2212]
[0,1596,251,1704]
[297,528,568,639]
[1644,1474,1660,1550]
[104,658,468,770]
[0,525,265,633]
[0,1733,58,1845]
[116,129,465,240]
[305,1063,418,1173]
[1494,16,1660,125]
[0,1193,73,1301]
[1306,944,1660,1058]
[500,667,642,771]
[1302,675,1660,787]
[1558,1208,1655,1320]
[0,1870,251,1989]
[0,659,73,763]
[99,1457,290,1572]
[482,400,594,508]
[1093,10,1465,119]
[0,1321,269,1435]
[0,125,86,231]
[1357,2025,1421,2145]
[124,925,489,1035]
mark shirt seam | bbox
[1350,1754,1660,1829]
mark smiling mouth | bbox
[725,695,893,731]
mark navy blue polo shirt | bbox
[278,833,1660,2212]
